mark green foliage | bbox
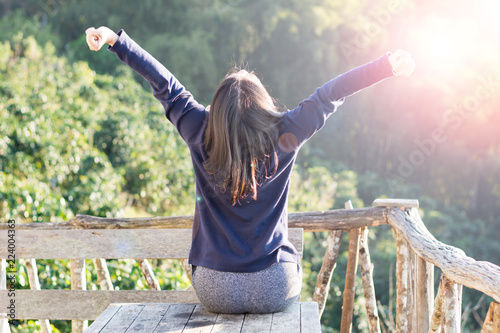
[0,20,194,332]
[289,165,337,213]
[0,172,71,222]
[0,24,195,221]
[0,33,123,221]
[0,10,60,48]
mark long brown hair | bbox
[204,69,283,205]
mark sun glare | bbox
[406,0,500,77]
[427,34,453,62]
[409,16,474,75]
[483,0,500,32]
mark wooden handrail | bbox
[0,206,388,231]
[387,207,500,303]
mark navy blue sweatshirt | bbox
[109,30,395,272]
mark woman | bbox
[85,26,414,314]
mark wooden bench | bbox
[0,221,321,332]
[86,302,320,332]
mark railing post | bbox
[393,228,409,332]
[25,259,52,333]
[430,274,462,333]
[181,259,192,282]
[358,227,381,333]
[430,273,445,332]
[416,257,434,332]
[70,259,88,333]
[441,275,462,333]
[313,229,343,317]
[393,223,425,333]
[0,259,11,333]
[92,258,113,290]
[340,201,361,333]
[407,246,417,332]
[481,302,500,332]
[137,259,161,290]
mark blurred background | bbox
[0,0,499,332]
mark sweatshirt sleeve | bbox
[280,53,395,152]
[108,29,206,143]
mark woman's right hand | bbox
[388,49,415,77]
[85,26,119,51]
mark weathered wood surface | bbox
[0,207,388,231]
[0,229,192,260]
[183,305,217,333]
[137,259,161,290]
[481,302,500,333]
[71,259,88,332]
[0,228,303,260]
[25,259,52,333]
[86,302,322,333]
[393,229,408,333]
[300,302,323,333]
[358,227,381,333]
[272,303,301,332]
[340,210,360,333]
[93,258,113,290]
[313,229,343,317]
[407,245,416,332]
[0,290,199,320]
[212,313,245,333]
[372,198,419,208]
[240,313,272,333]
[181,259,193,282]
[429,273,446,333]
[416,256,433,333]
[0,259,11,333]
[149,303,195,333]
[441,275,462,333]
[388,207,500,302]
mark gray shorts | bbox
[191,262,302,314]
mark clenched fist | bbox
[85,26,119,51]
[388,50,415,77]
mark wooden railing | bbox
[1,198,499,333]
[386,202,500,332]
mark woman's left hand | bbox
[388,50,415,77]
[85,26,119,51]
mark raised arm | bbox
[85,27,206,143]
[283,51,414,149]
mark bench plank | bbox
[101,304,144,332]
[85,303,121,333]
[125,304,168,333]
[212,313,245,333]
[271,302,301,332]
[0,229,303,259]
[153,303,195,333]
[0,290,198,320]
[241,313,273,333]
[300,302,322,333]
[182,304,218,333]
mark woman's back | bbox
[86,26,414,313]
